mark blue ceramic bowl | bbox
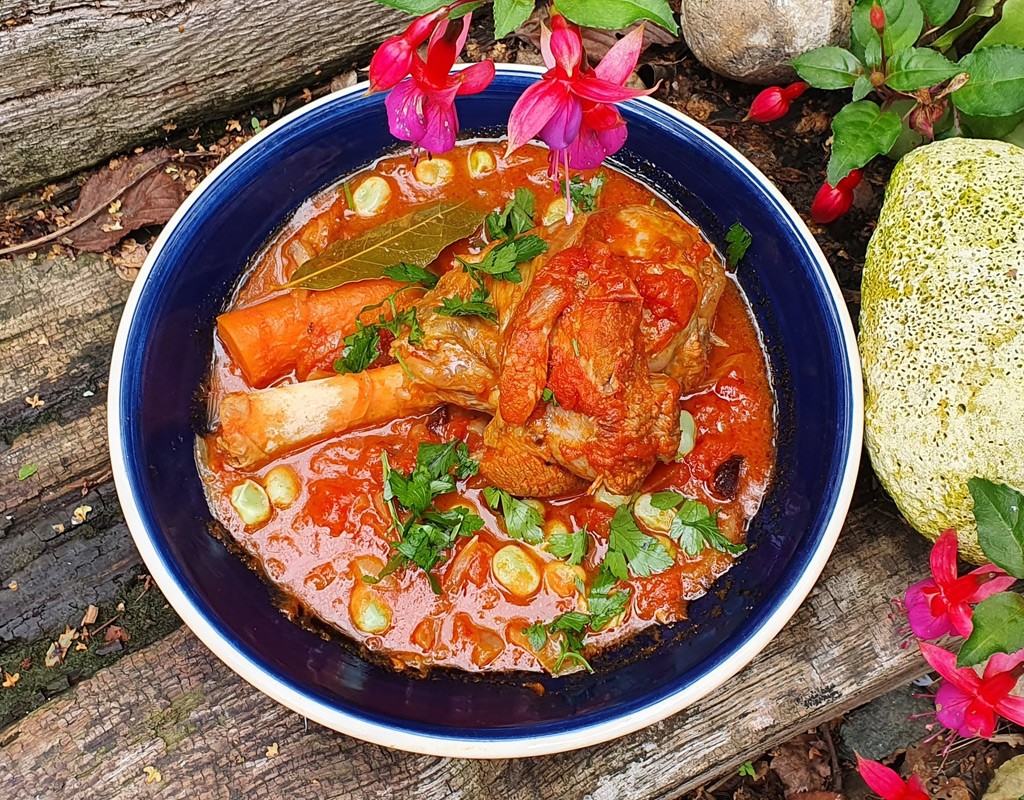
[108,65,862,757]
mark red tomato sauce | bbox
[198,141,776,674]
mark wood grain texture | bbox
[0,253,140,645]
[0,0,407,199]
[0,497,933,799]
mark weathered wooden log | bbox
[0,496,932,798]
[0,0,408,199]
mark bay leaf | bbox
[284,202,483,291]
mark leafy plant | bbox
[750,0,1024,219]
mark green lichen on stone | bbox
[860,138,1024,563]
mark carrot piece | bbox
[215,279,410,388]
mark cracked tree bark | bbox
[0,0,407,199]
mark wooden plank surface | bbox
[0,496,932,798]
[0,0,406,199]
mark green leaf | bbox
[650,491,685,510]
[484,487,545,544]
[333,324,381,375]
[373,0,447,12]
[725,222,752,267]
[970,477,1024,578]
[917,0,959,25]
[524,623,548,652]
[541,388,559,406]
[961,109,1024,138]
[851,0,925,59]
[958,592,1024,667]
[852,74,875,100]
[493,0,534,37]
[486,188,536,240]
[826,100,903,184]
[931,0,1000,52]
[435,287,499,322]
[555,0,679,34]
[17,464,37,480]
[976,0,1024,48]
[286,202,482,290]
[560,173,607,214]
[790,46,864,89]
[668,500,746,556]
[953,45,1024,116]
[588,588,630,630]
[383,262,439,288]
[547,527,588,565]
[885,47,960,90]
[608,505,674,577]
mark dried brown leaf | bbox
[266,742,279,758]
[770,733,832,797]
[66,148,188,253]
[2,672,19,688]
[81,604,99,626]
[105,624,131,644]
[44,641,62,668]
[143,766,162,784]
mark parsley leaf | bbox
[483,486,545,544]
[461,234,549,286]
[333,324,381,374]
[547,526,588,565]
[368,441,483,593]
[649,491,685,510]
[725,222,752,268]
[383,261,439,288]
[668,499,747,557]
[588,586,631,631]
[486,187,536,240]
[608,505,674,577]
[560,173,606,214]
[524,623,548,652]
[435,288,499,322]
[541,387,559,406]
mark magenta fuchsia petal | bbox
[456,60,495,95]
[568,106,627,169]
[538,93,583,150]
[930,529,960,585]
[572,74,654,104]
[856,754,910,800]
[594,24,646,85]
[506,78,569,154]
[385,78,428,144]
[934,680,972,736]
[419,95,460,154]
[904,580,954,640]
[549,14,583,76]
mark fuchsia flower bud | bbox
[369,7,448,93]
[870,2,887,35]
[810,168,863,223]
[743,82,809,123]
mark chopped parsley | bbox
[606,504,674,579]
[383,261,439,288]
[333,285,423,375]
[541,387,559,406]
[649,491,686,511]
[434,288,499,322]
[587,573,631,631]
[669,498,746,557]
[482,486,544,544]
[366,441,482,594]
[546,526,588,565]
[458,233,547,286]
[725,222,752,268]
[522,611,594,674]
[560,173,606,214]
[486,187,536,240]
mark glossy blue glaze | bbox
[112,67,857,744]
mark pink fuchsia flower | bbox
[920,642,1024,739]
[505,14,654,219]
[856,753,929,800]
[903,529,1014,640]
[370,7,495,159]
[743,82,808,123]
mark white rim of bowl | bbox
[107,63,864,759]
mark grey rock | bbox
[681,0,855,85]
[838,683,935,761]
